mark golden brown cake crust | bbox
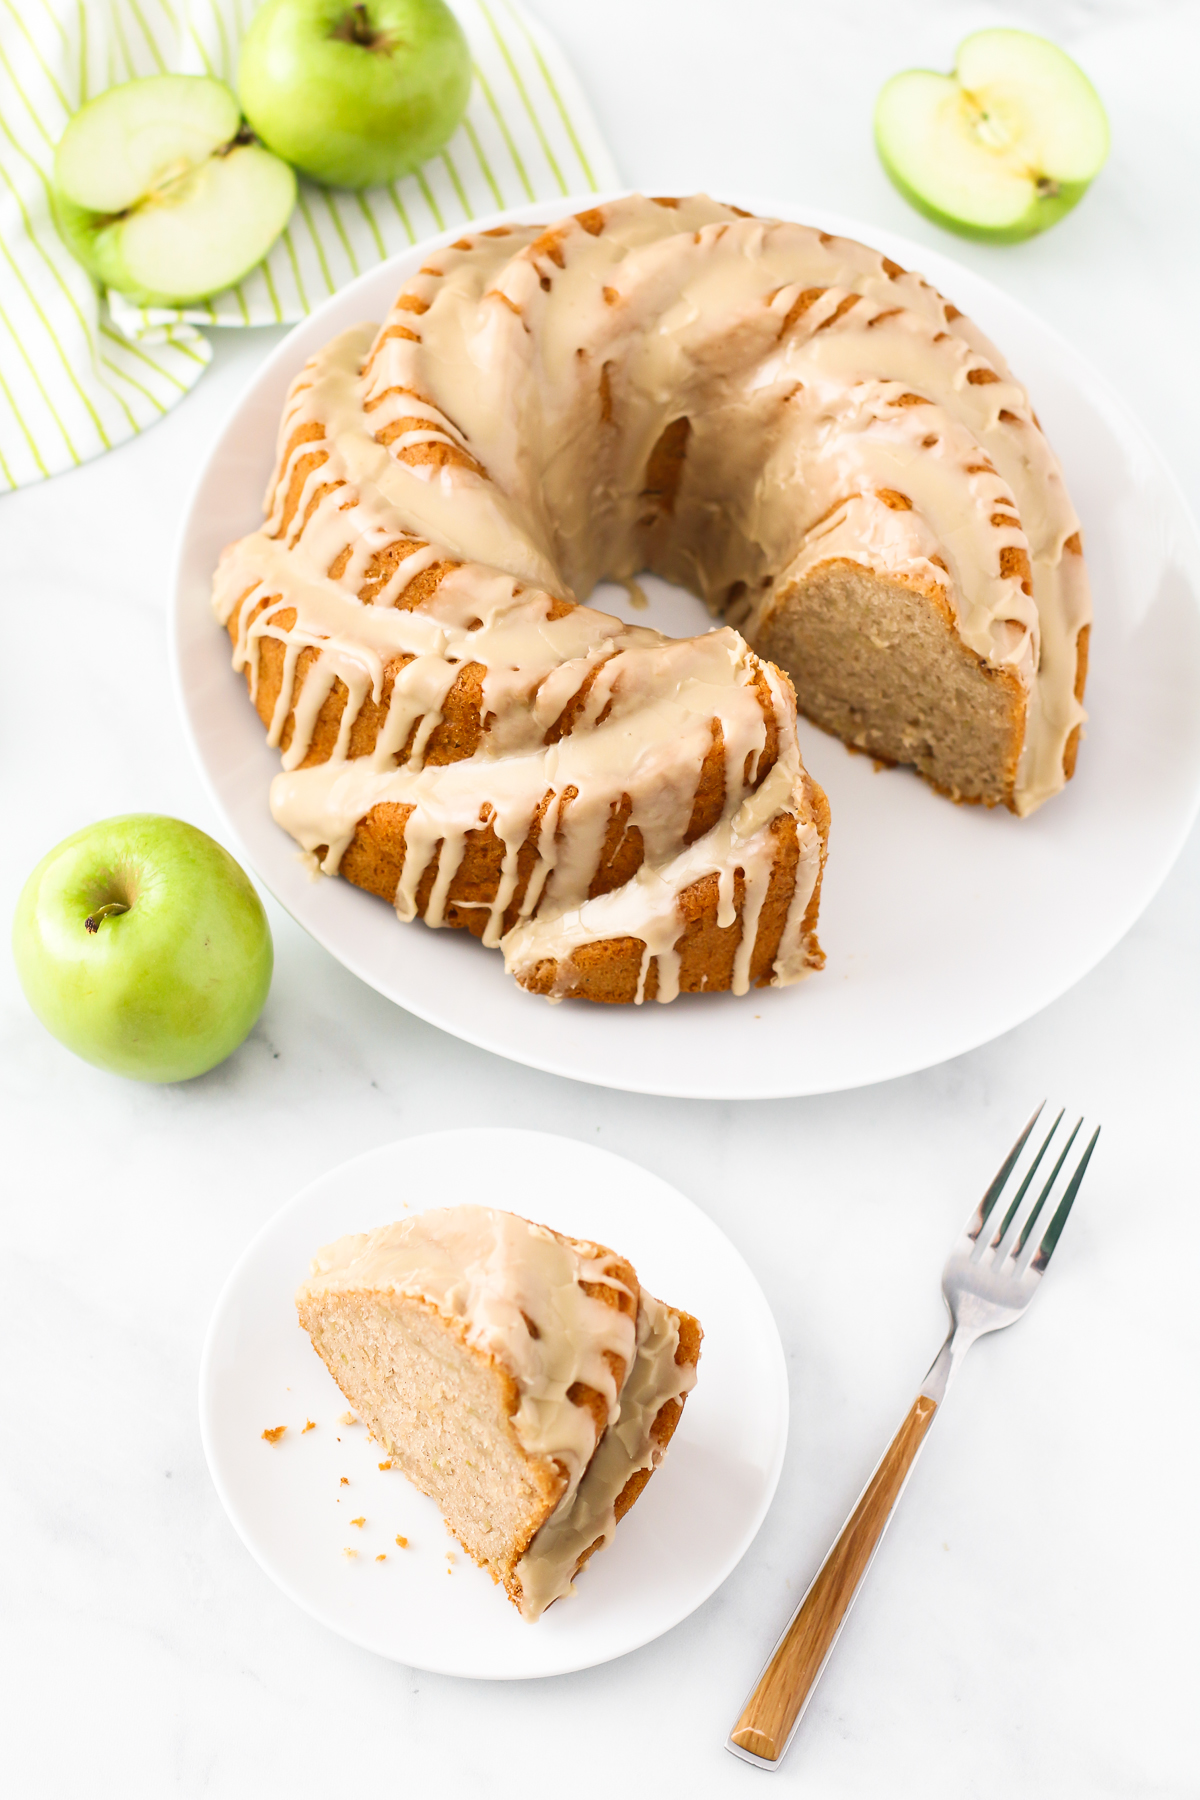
[571,1306,703,1579]
[224,584,828,998]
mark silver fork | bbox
[727,1103,1100,1770]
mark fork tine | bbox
[993,1115,1073,1265]
[989,1109,1065,1248]
[1014,1117,1083,1258]
[968,1102,1045,1241]
[1030,1125,1100,1273]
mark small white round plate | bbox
[173,192,1200,1099]
[198,1128,788,1679]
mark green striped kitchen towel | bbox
[0,0,618,493]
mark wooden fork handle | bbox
[729,1394,939,1766]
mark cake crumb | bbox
[340,1476,349,1486]
[261,1426,286,1444]
[342,1548,357,1559]
[339,1411,358,1426]
[395,1535,408,1549]
[376,1554,387,1562]
[351,1516,366,1528]
[378,1459,392,1470]
[301,1419,316,1434]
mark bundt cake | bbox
[296,1205,701,1620]
[213,192,1090,1004]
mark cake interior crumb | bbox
[261,1426,286,1444]
[301,1420,316,1433]
[351,1516,365,1528]
[395,1535,408,1548]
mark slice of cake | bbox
[296,1205,701,1619]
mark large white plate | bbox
[172,192,1200,1099]
[198,1128,787,1678]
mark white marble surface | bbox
[2,3,1198,1793]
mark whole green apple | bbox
[238,0,472,189]
[12,816,273,1084]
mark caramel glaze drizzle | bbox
[213,195,1090,1000]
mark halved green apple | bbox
[53,74,296,306]
[875,29,1109,243]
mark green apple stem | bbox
[84,901,131,934]
[331,4,387,51]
